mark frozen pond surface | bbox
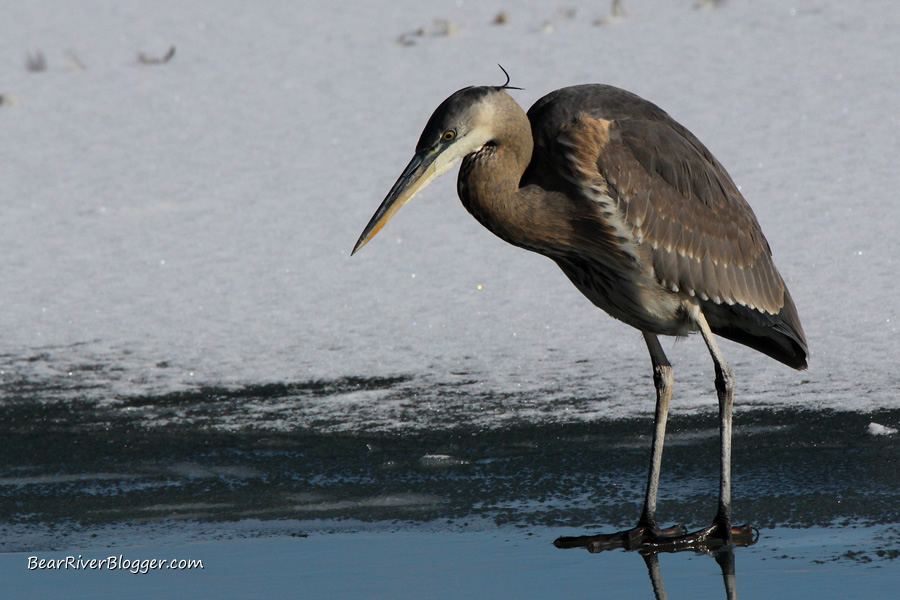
[1,0,898,597]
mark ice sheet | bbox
[1,1,898,432]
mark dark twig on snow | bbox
[138,45,176,65]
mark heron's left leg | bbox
[696,311,735,537]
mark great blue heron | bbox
[352,74,807,549]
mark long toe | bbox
[641,522,758,551]
[555,523,689,553]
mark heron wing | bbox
[559,113,786,315]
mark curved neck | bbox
[456,97,536,246]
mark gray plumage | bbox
[353,81,807,549]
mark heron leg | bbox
[642,312,757,550]
[555,318,758,553]
[697,311,735,539]
[638,332,674,533]
[554,333,686,552]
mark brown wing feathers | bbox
[588,116,787,315]
[527,85,806,367]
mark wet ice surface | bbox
[1,0,899,596]
[2,387,898,561]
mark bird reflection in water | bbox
[643,546,742,600]
[554,522,754,599]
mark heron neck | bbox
[457,106,535,247]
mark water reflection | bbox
[642,548,737,600]
[555,530,754,599]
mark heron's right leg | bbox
[638,333,680,534]
[554,333,685,552]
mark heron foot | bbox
[554,522,758,553]
[641,522,758,552]
[553,523,688,553]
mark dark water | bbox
[1,375,898,565]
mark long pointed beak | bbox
[352,149,440,255]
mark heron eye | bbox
[442,130,456,142]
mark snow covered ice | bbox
[0,0,898,434]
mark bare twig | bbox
[138,45,176,65]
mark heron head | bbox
[351,86,508,255]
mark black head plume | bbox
[496,64,523,91]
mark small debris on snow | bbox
[397,19,458,46]
[25,50,47,72]
[138,45,176,65]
